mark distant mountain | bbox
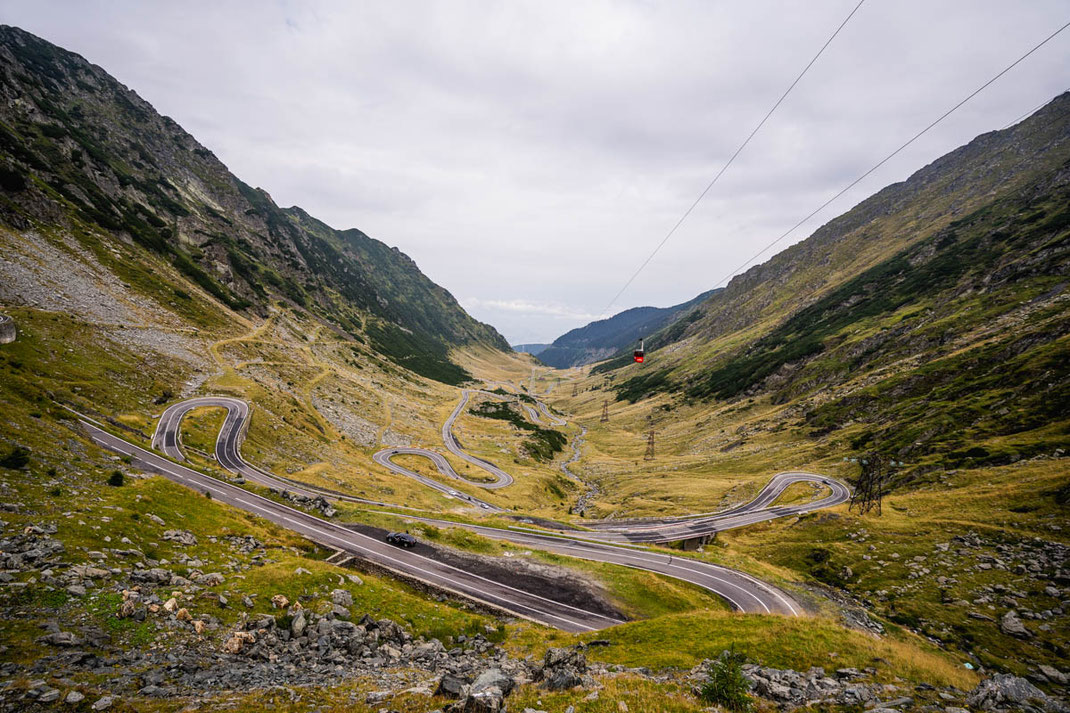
[512,343,550,356]
[599,91,1070,467]
[0,25,508,384]
[536,290,720,369]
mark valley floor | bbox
[0,229,1066,710]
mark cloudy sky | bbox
[3,1,1068,343]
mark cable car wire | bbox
[1001,90,1067,130]
[701,19,1070,296]
[601,0,868,317]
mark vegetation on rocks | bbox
[470,399,567,462]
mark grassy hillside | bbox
[0,25,507,384]
[538,93,1070,687]
[599,92,1069,475]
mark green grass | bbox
[470,399,567,462]
[723,459,1069,677]
[508,610,977,689]
[177,406,227,455]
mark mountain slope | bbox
[0,25,507,384]
[537,289,720,368]
[600,92,1070,469]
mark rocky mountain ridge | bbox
[0,25,507,384]
[601,92,1070,470]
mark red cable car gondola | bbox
[633,337,645,363]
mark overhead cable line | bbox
[600,0,867,316]
[700,18,1070,296]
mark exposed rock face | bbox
[448,668,516,713]
[966,674,1068,712]
[269,489,337,518]
[162,530,197,546]
[537,647,588,690]
[0,314,15,344]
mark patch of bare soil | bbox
[343,522,626,621]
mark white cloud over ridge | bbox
[4,1,1069,342]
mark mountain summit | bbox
[0,25,507,383]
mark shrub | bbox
[698,648,753,713]
[1055,481,1070,507]
[0,446,30,470]
[107,470,124,487]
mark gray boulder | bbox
[37,631,82,647]
[966,674,1067,712]
[163,530,197,546]
[539,646,587,690]
[435,673,469,699]
[999,611,1033,639]
[472,668,515,697]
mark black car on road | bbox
[385,532,417,548]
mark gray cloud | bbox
[3,0,1068,343]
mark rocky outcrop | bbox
[688,655,1069,713]
[0,314,14,344]
[269,488,337,518]
[536,647,589,690]
[966,674,1069,712]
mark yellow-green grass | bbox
[722,460,1069,675]
[544,379,846,519]
[0,467,500,653]
[391,452,497,486]
[0,676,711,713]
[509,610,978,689]
[772,481,829,507]
[177,405,227,455]
[510,677,711,713]
[0,307,197,422]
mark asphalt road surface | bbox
[95,391,852,625]
[374,513,801,615]
[436,390,514,487]
[573,472,852,544]
[371,447,505,512]
[83,417,623,632]
[152,397,407,509]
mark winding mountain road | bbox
[80,386,851,628]
[436,390,513,487]
[577,472,851,544]
[84,417,621,632]
[152,397,410,509]
[372,512,800,615]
